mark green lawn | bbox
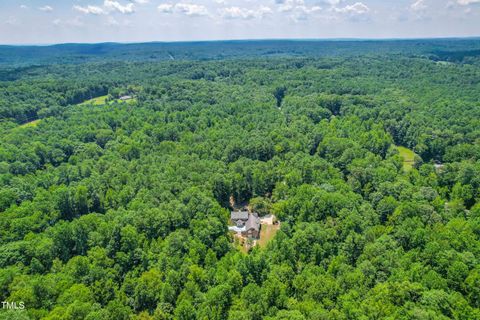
[79,95,108,106]
[19,119,41,128]
[79,95,137,106]
[396,146,416,171]
[115,97,137,105]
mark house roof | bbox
[231,211,249,220]
[245,213,260,231]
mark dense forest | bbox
[2,38,480,67]
[0,40,480,319]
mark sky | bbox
[1,0,479,44]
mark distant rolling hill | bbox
[1,38,480,66]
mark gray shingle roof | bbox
[231,211,249,220]
[245,213,260,231]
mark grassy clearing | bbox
[19,119,41,128]
[115,97,137,105]
[396,146,416,172]
[80,95,108,106]
[79,96,137,106]
[258,224,280,248]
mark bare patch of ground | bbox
[258,224,280,249]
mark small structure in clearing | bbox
[228,197,280,252]
[229,211,260,239]
[434,162,445,171]
[119,95,133,101]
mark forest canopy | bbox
[0,40,480,319]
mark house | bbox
[242,212,260,239]
[230,211,260,239]
[119,95,132,101]
[231,211,249,227]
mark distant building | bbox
[119,95,132,101]
[230,211,260,239]
[434,162,445,170]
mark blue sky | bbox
[1,0,479,44]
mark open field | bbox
[18,119,41,128]
[79,95,109,106]
[117,97,137,105]
[79,96,137,106]
[396,146,416,171]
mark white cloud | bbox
[277,0,305,12]
[73,1,138,16]
[20,5,28,9]
[158,3,209,16]
[74,5,106,15]
[104,0,135,14]
[296,5,322,14]
[290,5,322,21]
[132,0,149,3]
[411,0,427,11]
[334,2,369,15]
[276,0,322,21]
[322,0,342,5]
[456,0,480,4]
[158,4,174,13]
[219,6,272,20]
[175,3,209,16]
[39,5,53,12]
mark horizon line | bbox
[2,36,480,47]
